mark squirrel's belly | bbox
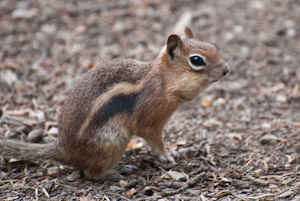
[93,114,132,148]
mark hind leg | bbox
[82,142,129,181]
[83,124,131,180]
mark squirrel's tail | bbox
[0,139,58,161]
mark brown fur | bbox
[0,27,229,180]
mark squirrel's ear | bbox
[184,26,194,38]
[166,34,182,62]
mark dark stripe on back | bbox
[86,93,139,133]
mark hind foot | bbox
[84,169,123,181]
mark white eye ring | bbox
[188,54,206,70]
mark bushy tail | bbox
[0,139,58,161]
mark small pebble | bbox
[44,181,55,192]
[261,122,271,130]
[12,8,39,19]
[119,180,129,188]
[27,130,43,143]
[16,125,31,134]
[276,94,287,103]
[260,134,280,145]
[109,185,126,192]
[66,170,81,182]
[47,167,59,177]
[250,1,265,10]
[48,127,59,135]
[254,169,263,177]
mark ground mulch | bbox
[1,0,300,200]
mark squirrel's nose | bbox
[223,68,229,76]
[222,63,229,76]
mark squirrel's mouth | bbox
[210,79,219,82]
[209,78,220,83]
[209,73,228,83]
[208,66,229,83]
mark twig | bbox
[161,172,206,196]
[1,179,21,183]
[172,11,193,35]
[42,187,50,198]
[231,192,250,201]
[235,188,295,200]
[35,188,39,200]
[143,174,164,186]
[103,192,131,201]
[190,166,207,175]
[243,193,275,199]
[3,196,19,201]
[245,175,269,186]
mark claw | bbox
[159,154,176,164]
[118,165,138,175]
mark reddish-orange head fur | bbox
[156,26,229,102]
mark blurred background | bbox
[0,0,300,200]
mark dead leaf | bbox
[162,171,187,181]
[201,97,213,108]
[127,138,144,149]
[126,188,137,196]
[203,118,223,127]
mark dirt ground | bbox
[1,0,300,200]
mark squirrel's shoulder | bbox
[70,59,151,97]
[89,59,151,85]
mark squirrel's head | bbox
[158,26,229,101]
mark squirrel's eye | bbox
[188,54,206,71]
[190,56,206,67]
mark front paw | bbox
[159,154,176,164]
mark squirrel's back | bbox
[59,60,150,134]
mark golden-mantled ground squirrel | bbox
[0,27,229,180]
